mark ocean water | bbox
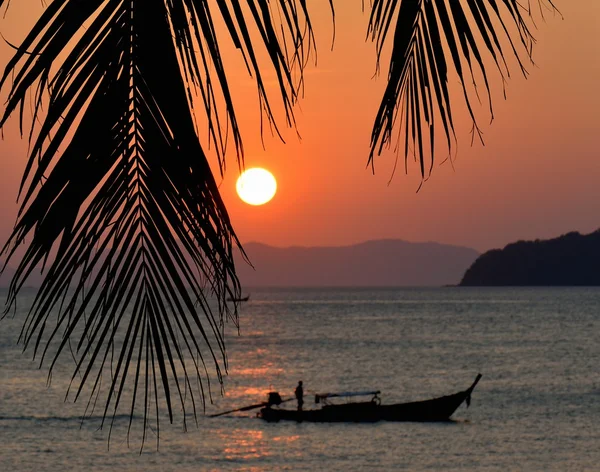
[1,287,599,471]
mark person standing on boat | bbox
[295,381,304,411]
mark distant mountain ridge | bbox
[0,264,45,289]
[460,230,600,286]
[1,239,479,288]
[234,239,479,287]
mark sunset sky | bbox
[0,1,598,255]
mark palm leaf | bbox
[0,0,324,447]
[367,0,559,181]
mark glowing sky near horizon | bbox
[0,1,598,255]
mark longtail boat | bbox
[257,374,482,423]
[227,294,250,302]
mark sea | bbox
[1,287,598,471]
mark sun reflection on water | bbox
[218,429,269,461]
[237,387,268,397]
[230,365,284,377]
[211,428,302,465]
[272,435,300,444]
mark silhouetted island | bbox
[460,230,600,286]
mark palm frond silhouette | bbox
[0,0,557,446]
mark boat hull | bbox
[259,374,482,423]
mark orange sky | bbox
[1,1,598,253]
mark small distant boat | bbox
[227,294,250,302]
[257,374,482,423]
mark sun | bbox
[236,168,277,206]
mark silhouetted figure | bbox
[295,381,304,411]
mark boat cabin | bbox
[314,390,381,405]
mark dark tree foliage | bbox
[0,0,558,446]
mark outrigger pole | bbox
[209,393,292,418]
